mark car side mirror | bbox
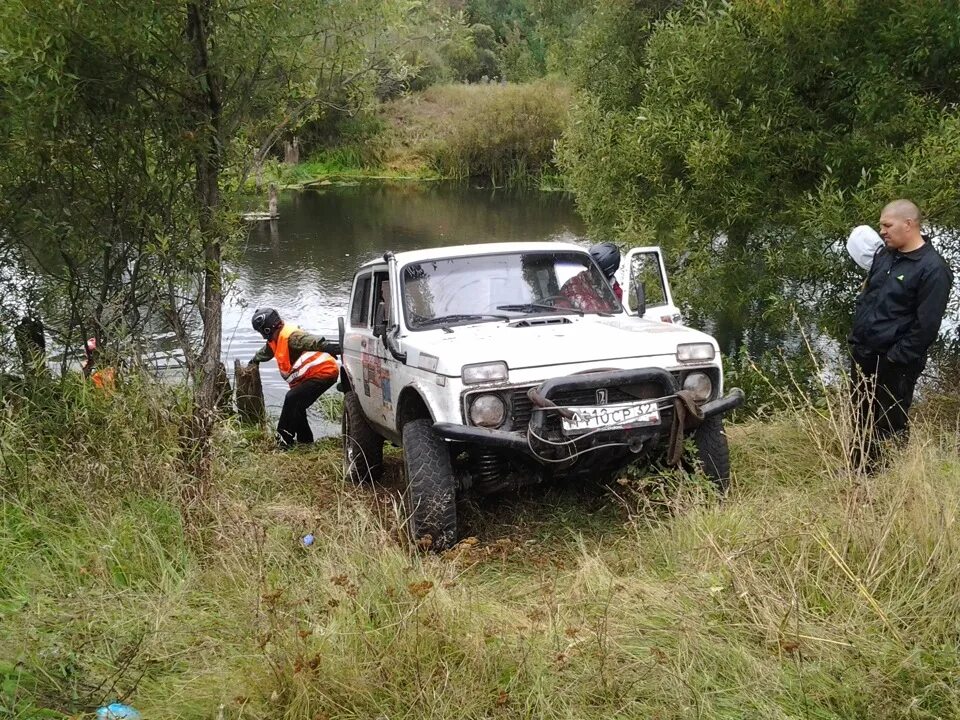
[635,281,646,317]
[373,301,387,338]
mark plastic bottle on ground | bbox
[96,703,142,719]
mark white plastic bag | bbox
[846,225,884,271]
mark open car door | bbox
[615,246,683,324]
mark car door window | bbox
[373,271,391,326]
[626,251,667,313]
[351,273,372,327]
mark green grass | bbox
[3,374,960,718]
[247,150,439,192]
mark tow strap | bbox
[667,390,704,466]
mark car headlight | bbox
[469,394,506,427]
[462,361,508,384]
[676,343,715,363]
[682,371,713,401]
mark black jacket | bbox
[849,241,953,369]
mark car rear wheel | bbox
[342,390,383,483]
[402,419,458,551]
[694,414,731,492]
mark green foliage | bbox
[497,25,545,82]
[439,20,502,82]
[0,0,412,378]
[376,0,587,92]
[0,0,199,355]
[462,0,592,81]
[560,0,960,350]
[424,80,572,185]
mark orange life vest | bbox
[268,322,338,387]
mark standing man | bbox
[249,308,341,447]
[848,199,953,471]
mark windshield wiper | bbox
[417,313,510,328]
[497,303,583,316]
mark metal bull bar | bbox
[526,367,679,437]
[526,368,744,464]
[434,369,744,463]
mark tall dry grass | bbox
[382,80,573,186]
[2,370,960,718]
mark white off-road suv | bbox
[338,242,743,550]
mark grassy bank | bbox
[3,375,960,718]
[256,80,572,191]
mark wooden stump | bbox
[283,136,300,165]
[268,183,279,219]
[234,358,266,425]
[14,316,46,377]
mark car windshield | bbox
[401,250,621,330]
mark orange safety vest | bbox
[91,367,116,391]
[268,322,338,387]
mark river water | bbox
[223,182,586,434]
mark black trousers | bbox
[850,353,921,471]
[276,377,336,446]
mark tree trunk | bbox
[182,0,225,492]
[234,358,266,425]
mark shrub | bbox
[423,79,572,185]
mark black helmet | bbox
[590,242,621,278]
[251,307,282,339]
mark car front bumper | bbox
[434,367,744,456]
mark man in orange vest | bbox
[82,337,116,390]
[248,308,341,447]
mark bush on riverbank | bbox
[424,80,572,185]
[377,79,573,186]
[254,80,573,188]
[4,375,960,718]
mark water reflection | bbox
[223,183,586,433]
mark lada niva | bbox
[338,242,743,549]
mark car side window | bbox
[373,271,391,324]
[628,252,667,311]
[351,273,372,327]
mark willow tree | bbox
[560,0,960,349]
[0,0,410,471]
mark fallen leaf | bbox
[408,580,434,599]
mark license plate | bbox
[561,401,661,435]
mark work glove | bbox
[322,341,342,357]
[246,360,258,369]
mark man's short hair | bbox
[882,199,922,223]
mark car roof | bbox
[358,241,589,269]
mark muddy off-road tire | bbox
[402,419,458,551]
[694,414,731,492]
[342,391,383,483]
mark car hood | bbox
[402,315,718,376]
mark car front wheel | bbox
[401,419,458,551]
[694,414,731,492]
